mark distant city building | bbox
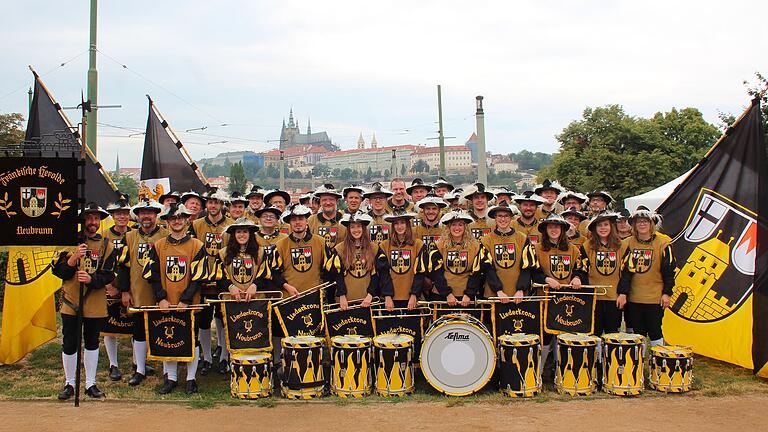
[490,154,519,173]
[280,109,335,151]
[199,151,264,167]
[118,168,141,181]
[411,145,472,172]
[263,145,329,168]
[207,176,230,190]
[320,145,419,175]
[465,132,478,163]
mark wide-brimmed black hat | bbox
[254,205,283,219]
[587,190,614,206]
[537,213,570,234]
[245,185,266,199]
[264,189,291,205]
[363,182,394,199]
[80,202,109,219]
[432,176,454,191]
[225,217,259,235]
[534,179,564,195]
[488,202,519,218]
[561,206,587,222]
[514,191,547,205]
[131,199,164,216]
[406,178,433,195]
[587,212,619,232]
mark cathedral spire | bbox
[307,117,311,135]
[371,133,378,149]
[357,132,366,150]
[288,108,295,128]
[115,150,120,174]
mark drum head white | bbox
[420,319,495,396]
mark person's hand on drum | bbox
[229,285,242,302]
[387,296,396,311]
[513,290,524,304]
[497,290,510,304]
[362,293,373,308]
[406,295,416,311]
[570,277,582,290]
[660,294,670,309]
[545,277,561,290]
[284,283,300,297]
[446,293,458,306]
[339,295,349,311]
[460,295,471,307]
[158,299,171,312]
[244,284,258,302]
[616,294,627,310]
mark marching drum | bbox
[649,345,693,393]
[230,353,272,399]
[602,333,645,396]
[280,336,325,399]
[555,333,600,396]
[498,333,541,398]
[420,314,496,396]
[373,334,414,397]
[331,335,372,398]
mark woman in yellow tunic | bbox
[584,213,628,336]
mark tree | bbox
[340,168,355,180]
[0,113,25,145]
[265,164,279,179]
[113,174,139,204]
[312,163,330,178]
[383,169,390,177]
[411,159,429,173]
[509,150,553,171]
[539,105,720,205]
[364,166,374,181]
[720,72,768,146]
[400,163,406,176]
[229,161,247,194]
[331,168,341,178]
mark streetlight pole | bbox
[437,85,446,176]
[86,0,98,155]
[475,96,487,185]
[279,150,285,190]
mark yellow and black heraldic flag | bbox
[144,309,196,361]
[657,98,768,378]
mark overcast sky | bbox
[1,1,766,169]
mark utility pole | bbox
[437,85,446,176]
[86,0,98,155]
[475,96,487,185]
[279,150,285,190]
[390,149,397,178]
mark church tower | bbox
[357,133,366,150]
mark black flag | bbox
[141,97,207,193]
[657,98,767,378]
[24,73,119,206]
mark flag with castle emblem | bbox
[657,98,767,377]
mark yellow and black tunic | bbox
[269,231,330,293]
[103,225,130,292]
[190,215,233,278]
[479,228,538,297]
[212,246,270,295]
[144,235,208,305]
[367,211,391,245]
[618,234,676,304]
[117,226,170,307]
[468,211,495,239]
[512,217,541,245]
[431,238,499,298]
[386,199,414,214]
[380,237,437,300]
[584,240,629,302]
[255,230,286,265]
[324,243,391,300]
[532,242,590,293]
[414,221,442,251]
[53,233,119,318]
[568,231,588,247]
[308,211,347,249]
[535,204,562,222]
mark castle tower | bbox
[357,133,366,150]
[371,133,378,149]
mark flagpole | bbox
[86,0,98,155]
[146,95,210,188]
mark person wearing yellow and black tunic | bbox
[562,207,588,247]
[308,183,347,249]
[512,191,547,245]
[443,190,463,211]
[532,213,590,377]
[264,189,292,235]
[386,178,415,214]
[534,179,565,221]
[493,187,514,206]
[364,182,394,245]
[584,213,629,337]
[379,212,435,310]
[188,189,233,374]
[559,191,587,213]
[616,208,633,239]
[618,209,676,348]
[464,183,496,239]
[325,212,391,310]
[116,199,168,387]
[579,190,613,237]
[269,204,331,296]
[254,205,287,264]
[180,190,205,222]
[102,198,133,382]
[481,202,538,303]
[431,177,453,198]
[407,179,432,225]
[227,192,249,221]
[159,191,181,210]
[245,184,266,222]
[429,211,500,308]
[53,203,117,400]
[342,185,365,215]
[414,195,447,251]
[144,203,208,395]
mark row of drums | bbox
[229,314,694,399]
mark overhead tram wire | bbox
[0,50,89,105]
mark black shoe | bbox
[185,379,198,394]
[109,365,122,381]
[218,359,229,375]
[158,379,177,395]
[57,384,74,401]
[212,346,222,361]
[199,360,212,376]
[85,385,106,399]
[127,372,146,386]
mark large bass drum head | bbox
[420,317,495,396]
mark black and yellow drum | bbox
[555,333,599,396]
[230,353,273,399]
[602,333,644,396]
[280,335,325,399]
[331,335,372,398]
[649,345,693,393]
[498,334,541,398]
[373,334,414,397]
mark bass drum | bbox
[420,313,495,396]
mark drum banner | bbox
[100,298,134,337]
[372,312,424,354]
[222,300,272,354]
[0,156,78,246]
[324,307,374,339]
[144,309,196,361]
[273,288,325,337]
[491,301,543,341]
[544,289,596,334]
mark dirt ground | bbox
[2,394,765,432]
